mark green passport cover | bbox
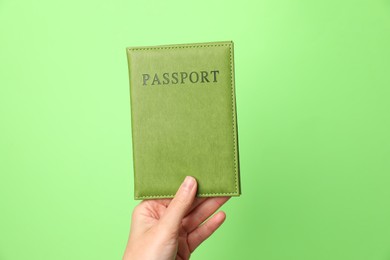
[126,41,240,200]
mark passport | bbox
[126,41,241,199]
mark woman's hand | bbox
[123,176,230,260]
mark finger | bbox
[158,197,207,213]
[188,197,208,213]
[188,211,226,252]
[182,197,230,233]
[160,176,197,231]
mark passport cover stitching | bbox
[127,42,240,199]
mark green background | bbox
[1,0,390,259]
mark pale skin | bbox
[123,176,230,260]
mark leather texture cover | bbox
[126,41,240,199]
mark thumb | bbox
[160,176,197,231]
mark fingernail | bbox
[182,176,195,191]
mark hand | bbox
[123,176,230,260]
